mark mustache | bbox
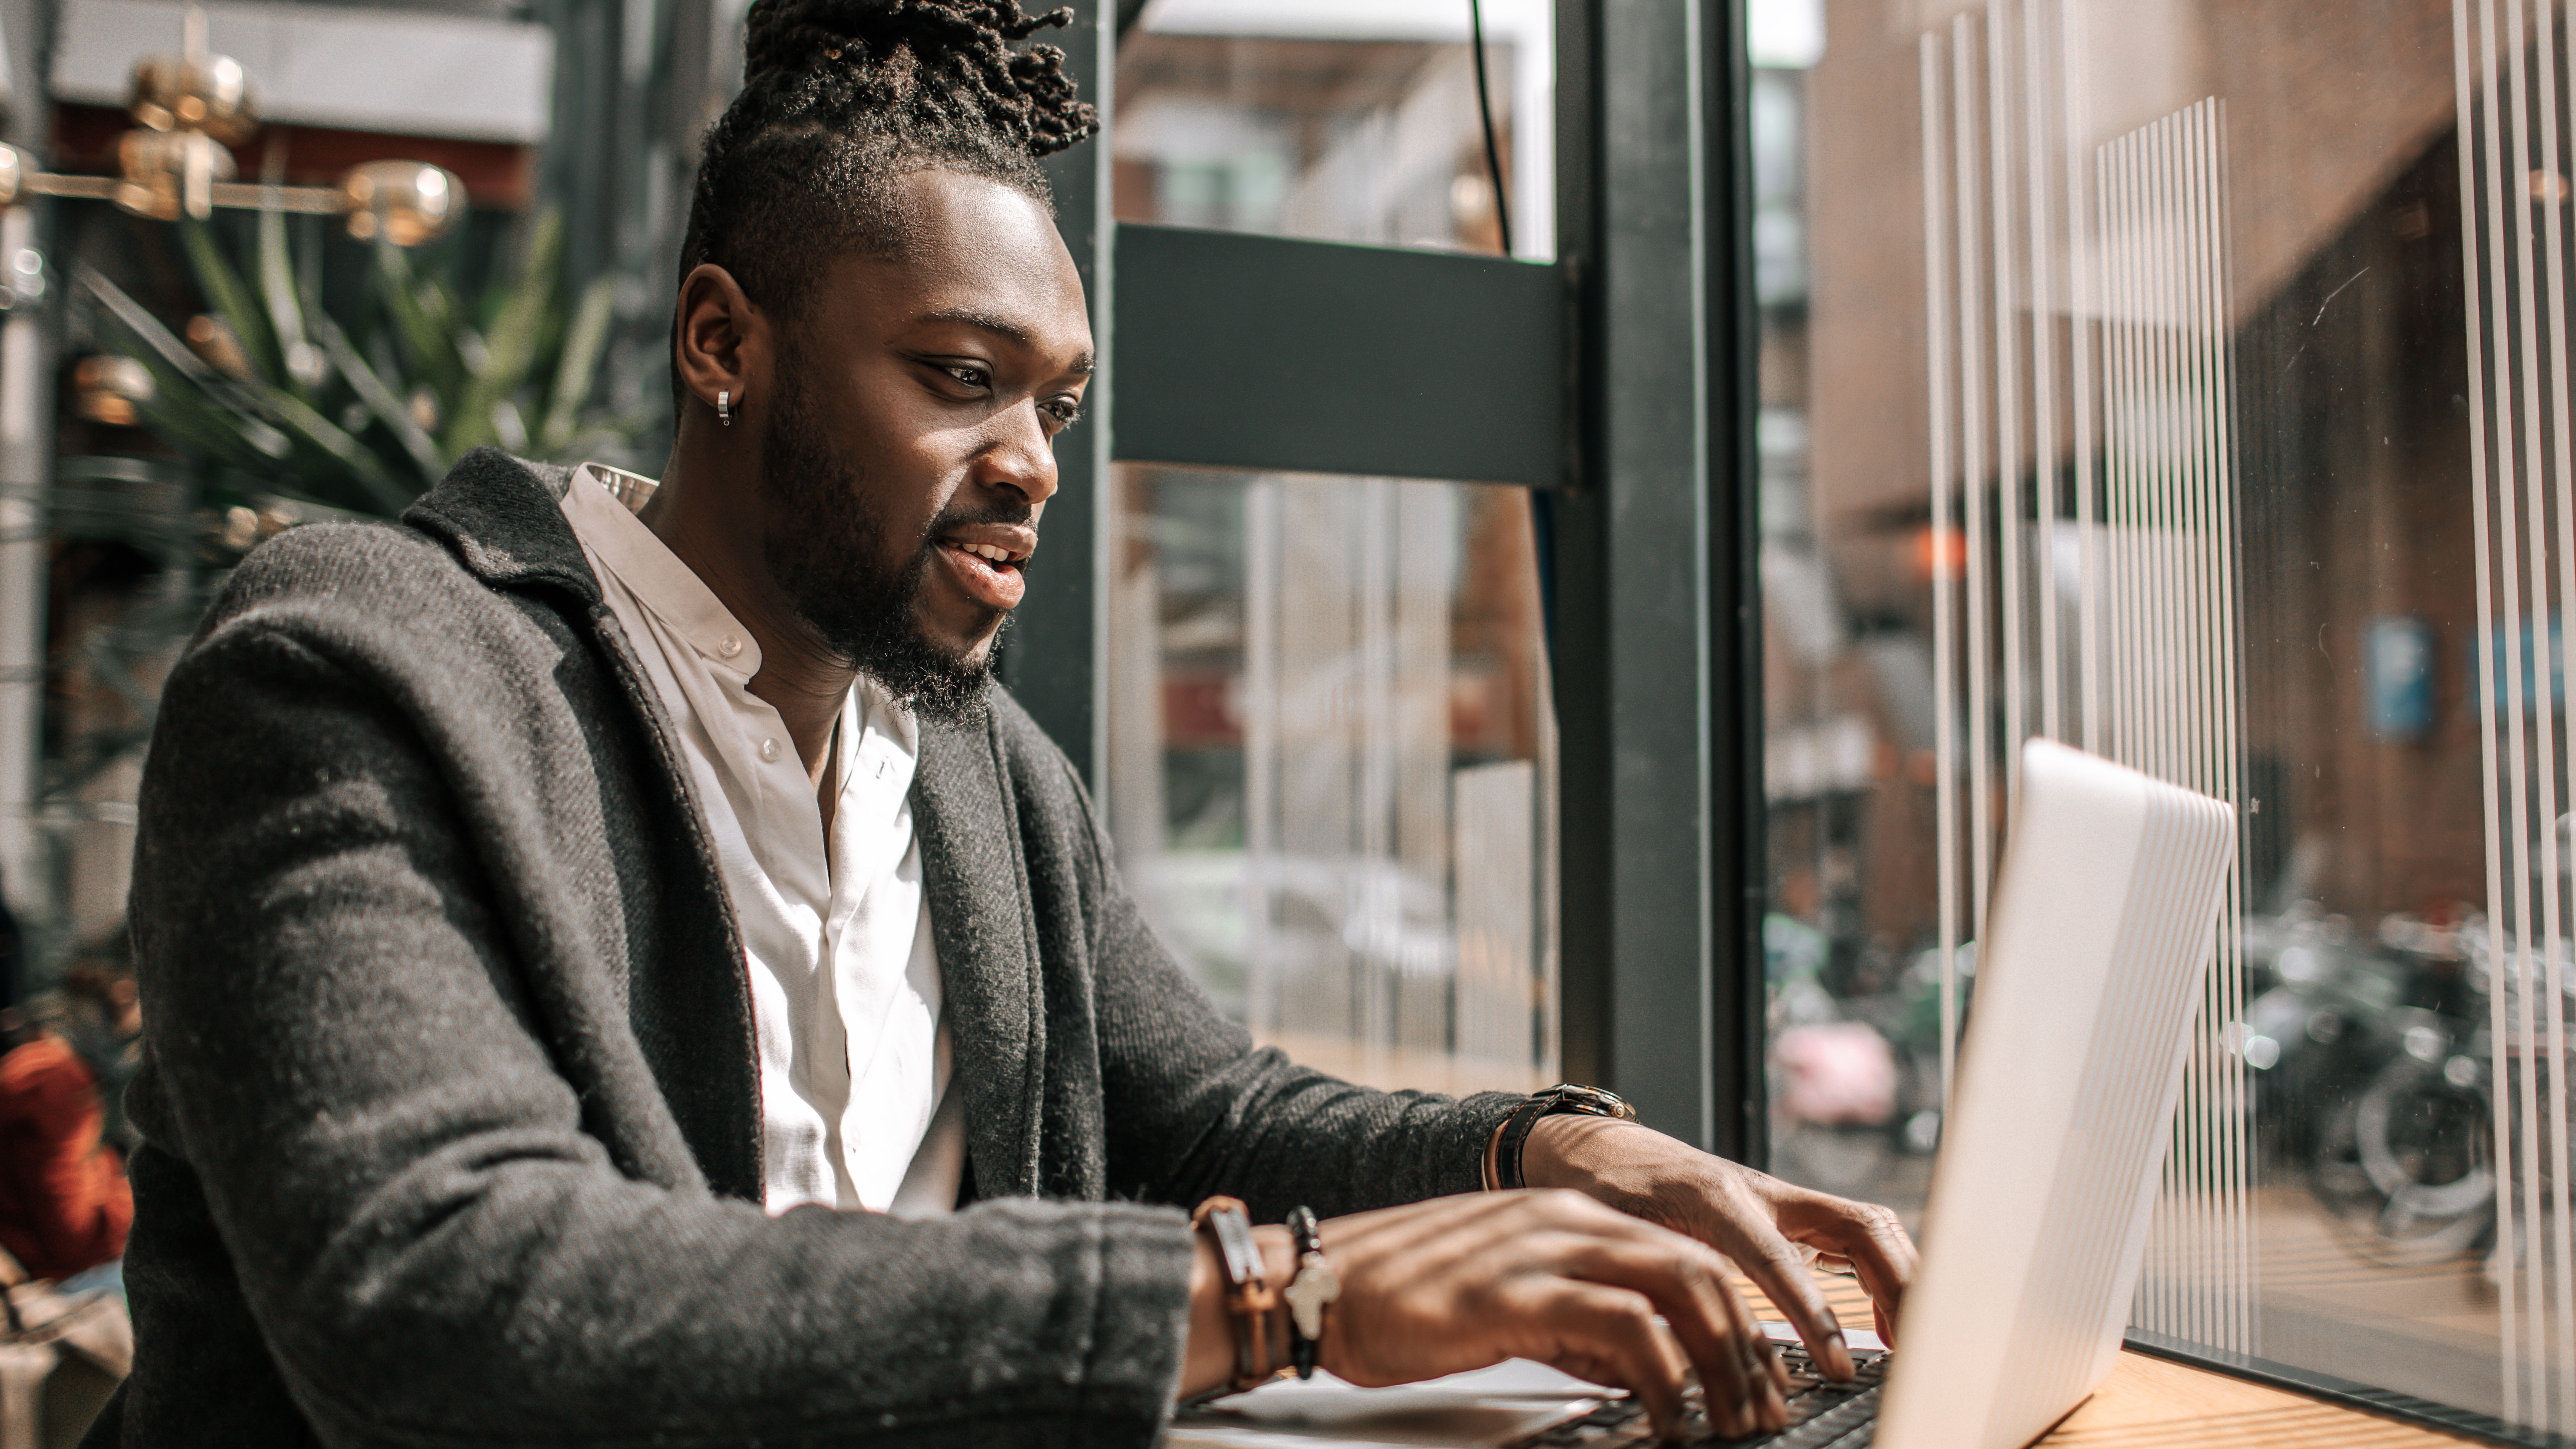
[916,499,1038,558]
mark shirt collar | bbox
[564,461,762,676]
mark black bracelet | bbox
[1495,1083,1638,1190]
[1280,1206,1339,1380]
[1494,1097,1552,1191]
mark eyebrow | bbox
[918,307,1095,375]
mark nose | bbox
[978,400,1061,509]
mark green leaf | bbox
[309,310,445,485]
[177,219,281,384]
[257,387,417,517]
[80,263,292,460]
[444,210,561,460]
[538,276,618,457]
[133,385,274,467]
[373,243,466,399]
[258,202,312,398]
[78,264,228,391]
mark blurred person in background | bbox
[0,986,129,1303]
[100,2,1915,1445]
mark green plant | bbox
[79,206,630,522]
[25,212,643,978]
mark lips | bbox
[935,523,1036,612]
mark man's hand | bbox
[1515,1113,1917,1374]
[1185,1190,1794,1438]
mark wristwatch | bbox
[1493,1083,1637,1190]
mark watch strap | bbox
[1494,1083,1636,1190]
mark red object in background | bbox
[0,1035,127,1281]
[1911,525,1968,583]
[1773,1022,1899,1127]
[1162,673,1240,749]
[53,105,536,209]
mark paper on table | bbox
[1762,1320,1890,1354]
[1163,1331,1894,1447]
[1165,1360,1612,1448]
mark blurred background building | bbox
[1752,0,2576,1428]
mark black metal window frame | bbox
[1002,0,1769,1160]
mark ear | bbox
[673,263,772,431]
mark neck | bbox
[639,433,853,781]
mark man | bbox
[98,2,1914,1444]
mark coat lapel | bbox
[404,447,765,1202]
[913,704,1047,1199]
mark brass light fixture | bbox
[3,4,462,247]
[71,355,155,427]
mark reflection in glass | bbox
[1759,0,2576,1430]
[1115,0,1552,257]
[1107,469,1554,1095]
[1103,6,1561,1096]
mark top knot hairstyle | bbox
[676,0,1099,352]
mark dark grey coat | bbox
[92,449,1520,1448]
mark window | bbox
[1758,0,2576,1430]
[1105,0,1558,1094]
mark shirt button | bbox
[759,738,781,763]
[718,634,743,659]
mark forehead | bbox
[810,169,1089,347]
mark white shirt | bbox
[561,462,966,1217]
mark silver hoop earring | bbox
[717,390,733,427]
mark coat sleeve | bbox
[1027,726,1526,1220]
[128,612,1195,1449]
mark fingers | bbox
[1315,1189,1798,1434]
[1329,1191,1793,1423]
[1534,1283,1699,1435]
[1779,1193,1918,1351]
[1535,1232,1786,1434]
[1725,1227,1853,1383]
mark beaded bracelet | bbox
[1280,1205,1341,1380]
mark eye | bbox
[943,363,992,391]
[1040,395,1084,430]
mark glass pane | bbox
[1759,0,2576,1427]
[1115,0,1554,257]
[1106,466,1556,1095]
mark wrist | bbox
[1255,1225,1296,1374]
[1182,1219,1299,1400]
[1517,1111,1647,1191]
[1184,1230,1232,1398]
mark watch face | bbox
[1546,1083,1639,1120]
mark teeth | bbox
[959,542,1014,564]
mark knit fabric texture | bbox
[90,449,1523,1448]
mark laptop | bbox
[1170,739,2237,1449]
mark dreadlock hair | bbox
[675,0,1099,396]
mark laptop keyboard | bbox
[1507,1345,1890,1449]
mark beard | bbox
[756,368,1019,723]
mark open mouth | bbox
[945,539,1028,573]
[938,532,1035,610]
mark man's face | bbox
[756,168,1092,718]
